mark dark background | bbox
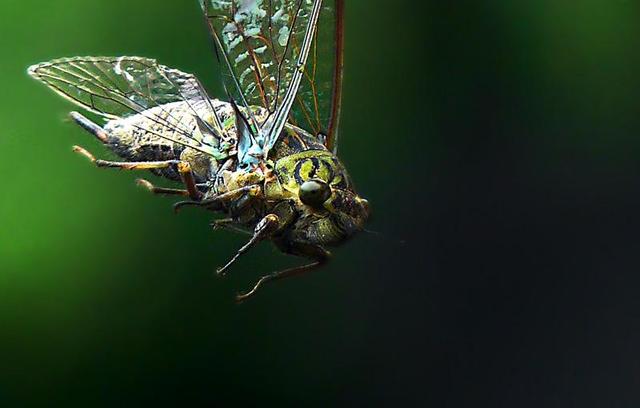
[2,0,640,406]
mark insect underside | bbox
[28,0,368,301]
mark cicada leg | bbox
[210,201,297,277]
[216,214,281,277]
[172,185,260,213]
[211,217,235,230]
[71,145,202,201]
[135,178,190,197]
[70,111,202,201]
[210,218,251,235]
[235,242,331,303]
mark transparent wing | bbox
[290,0,343,152]
[28,56,228,155]
[201,0,343,153]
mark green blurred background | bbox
[3,0,640,406]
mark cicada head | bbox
[288,179,370,246]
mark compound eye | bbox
[299,179,331,208]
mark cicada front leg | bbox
[216,214,282,277]
[69,112,202,201]
[211,200,299,277]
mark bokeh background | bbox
[2,0,640,406]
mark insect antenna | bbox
[361,228,406,246]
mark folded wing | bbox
[28,56,227,156]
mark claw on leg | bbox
[72,145,97,162]
[136,178,189,196]
[136,178,155,191]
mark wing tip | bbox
[26,62,43,79]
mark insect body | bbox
[28,0,368,301]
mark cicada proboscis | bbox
[28,0,369,301]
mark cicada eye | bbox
[299,179,331,208]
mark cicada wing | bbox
[201,0,337,154]
[28,56,227,155]
[289,0,343,152]
[325,0,344,153]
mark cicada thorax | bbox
[216,123,348,205]
[273,150,352,195]
[261,123,344,197]
[202,124,330,224]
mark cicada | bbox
[27,0,369,301]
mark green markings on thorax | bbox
[274,150,350,193]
